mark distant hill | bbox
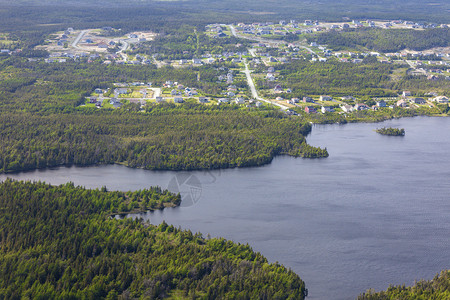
[0,0,448,23]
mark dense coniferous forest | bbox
[0,0,448,24]
[0,180,307,299]
[0,106,326,173]
[307,28,450,53]
[357,270,450,300]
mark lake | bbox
[2,116,449,299]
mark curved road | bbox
[117,40,129,62]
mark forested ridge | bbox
[0,180,307,299]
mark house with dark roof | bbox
[305,106,317,114]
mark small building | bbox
[396,99,408,107]
[411,98,426,104]
[319,95,333,101]
[354,103,369,110]
[155,97,165,103]
[376,100,387,107]
[433,96,449,103]
[402,91,412,97]
[303,97,315,103]
[341,96,355,101]
[341,104,354,113]
[115,88,128,95]
[235,97,245,104]
[174,97,184,103]
[199,97,210,103]
[255,101,262,108]
[274,85,283,92]
[321,106,334,113]
[218,98,229,104]
[305,106,317,114]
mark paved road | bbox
[229,25,238,37]
[405,60,427,75]
[243,61,288,110]
[71,30,89,49]
[117,40,129,62]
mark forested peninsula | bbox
[0,180,307,299]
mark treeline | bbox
[0,180,307,299]
[307,28,450,52]
[357,270,450,300]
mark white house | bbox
[320,95,333,101]
[321,106,335,113]
[433,96,449,103]
[341,105,354,113]
[235,97,245,104]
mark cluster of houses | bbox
[52,28,74,47]
[295,91,450,115]
[206,24,228,38]
[218,70,234,84]
[233,19,449,38]
[233,20,323,36]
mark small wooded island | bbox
[376,127,405,136]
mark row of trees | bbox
[0,180,307,299]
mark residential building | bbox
[305,106,317,114]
